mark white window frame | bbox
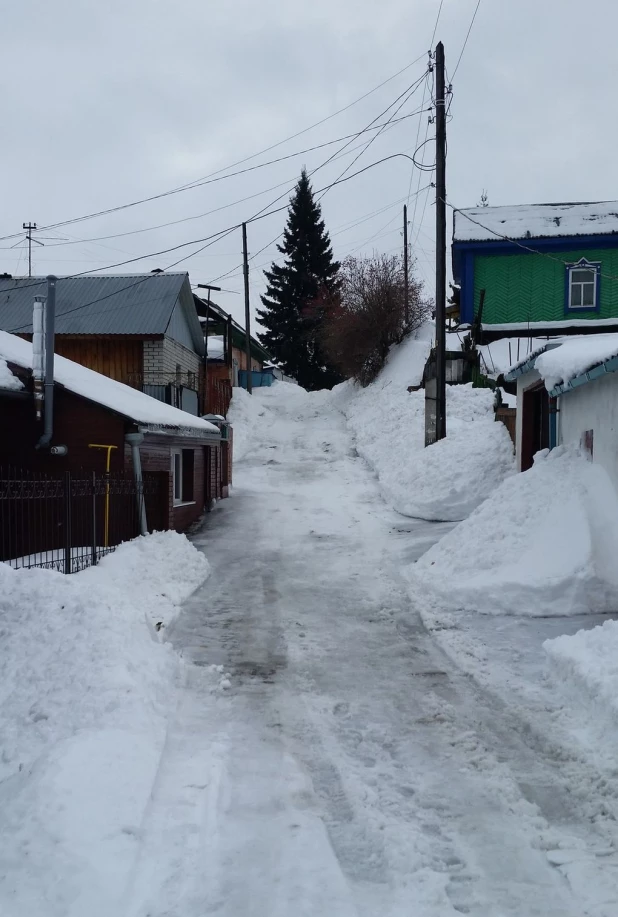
[171,449,195,506]
[567,259,600,311]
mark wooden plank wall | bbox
[51,336,143,385]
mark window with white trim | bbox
[171,449,195,504]
[567,259,600,310]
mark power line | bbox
[407,0,442,213]
[0,53,429,245]
[451,0,482,78]
[0,111,427,252]
[207,69,430,285]
[430,0,445,46]
[6,153,427,326]
[316,76,428,202]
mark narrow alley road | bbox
[124,385,618,917]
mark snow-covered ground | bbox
[5,345,618,915]
[107,379,618,917]
[0,532,211,917]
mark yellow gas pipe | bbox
[88,444,117,547]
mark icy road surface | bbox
[125,385,618,917]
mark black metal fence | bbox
[0,468,166,573]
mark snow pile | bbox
[411,446,618,618]
[333,330,515,521]
[535,333,618,391]
[544,620,618,734]
[229,381,324,463]
[0,330,218,433]
[0,356,23,390]
[0,531,209,916]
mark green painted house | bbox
[452,201,618,340]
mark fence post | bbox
[91,471,97,567]
[64,470,72,574]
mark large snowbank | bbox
[332,330,515,521]
[411,446,618,618]
[0,330,218,433]
[0,531,209,916]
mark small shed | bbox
[505,334,618,488]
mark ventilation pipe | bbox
[32,295,45,422]
[36,275,65,451]
[125,432,148,536]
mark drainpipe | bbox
[125,432,148,535]
[36,275,58,450]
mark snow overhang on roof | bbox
[0,330,219,437]
[505,334,618,397]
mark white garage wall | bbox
[559,372,618,492]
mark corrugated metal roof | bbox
[0,273,190,337]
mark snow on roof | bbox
[0,356,24,391]
[535,334,618,392]
[505,341,554,378]
[453,201,618,243]
[0,331,218,434]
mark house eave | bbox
[549,354,618,397]
[138,423,221,442]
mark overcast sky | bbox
[2,0,617,330]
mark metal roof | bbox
[0,273,203,352]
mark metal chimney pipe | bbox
[36,275,57,450]
[32,295,46,422]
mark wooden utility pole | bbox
[22,222,41,278]
[242,222,253,394]
[196,283,221,414]
[434,41,447,441]
[403,204,409,324]
[227,314,233,369]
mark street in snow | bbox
[124,382,618,917]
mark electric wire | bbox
[0,53,429,244]
[451,0,482,78]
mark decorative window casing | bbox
[566,258,600,311]
[172,449,195,505]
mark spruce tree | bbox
[257,170,342,390]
